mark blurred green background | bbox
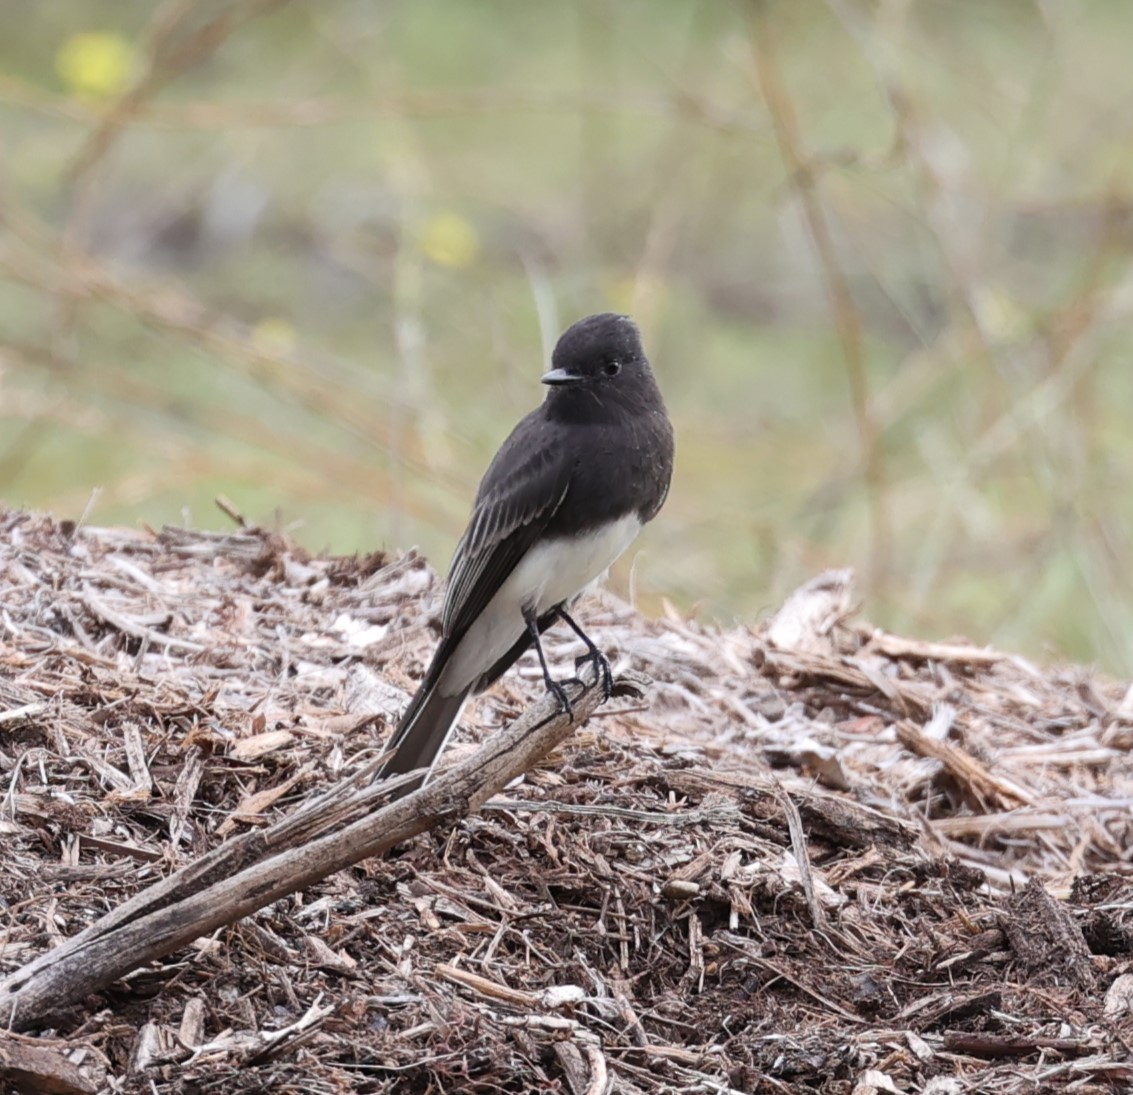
[3,0,1133,672]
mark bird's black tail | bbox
[379,610,560,795]
[379,673,472,794]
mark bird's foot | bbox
[574,649,613,701]
[546,677,575,720]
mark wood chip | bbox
[1,510,1130,1094]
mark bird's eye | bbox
[604,361,621,377]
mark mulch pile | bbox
[1,506,1131,1094]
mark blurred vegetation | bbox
[3,0,1133,672]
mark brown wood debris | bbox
[1,508,1131,1093]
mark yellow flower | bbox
[607,276,638,316]
[252,317,297,358]
[420,212,480,269]
[55,32,134,98]
[606,274,667,317]
[972,285,1028,343]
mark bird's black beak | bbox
[541,368,579,386]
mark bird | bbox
[379,312,674,792]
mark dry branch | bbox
[747,3,888,590]
[0,670,644,1031]
[0,1033,102,1094]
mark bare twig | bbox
[747,1,888,596]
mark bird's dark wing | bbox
[442,411,573,642]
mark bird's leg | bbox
[525,611,574,719]
[555,608,613,701]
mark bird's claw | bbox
[547,678,574,720]
[574,650,613,701]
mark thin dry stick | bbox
[0,77,760,135]
[0,251,465,525]
[0,671,646,1032]
[773,782,826,932]
[67,0,290,186]
[747,2,889,596]
[58,0,290,361]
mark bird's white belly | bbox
[438,513,642,694]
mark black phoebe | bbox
[379,312,674,790]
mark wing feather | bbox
[441,413,572,641]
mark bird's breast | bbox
[436,512,642,695]
[516,511,644,616]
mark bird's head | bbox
[541,313,659,417]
